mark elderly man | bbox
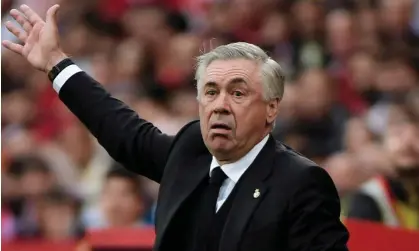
[2,5,348,251]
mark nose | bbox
[213,93,231,114]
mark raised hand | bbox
[2,4,67,73]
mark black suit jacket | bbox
[58,70,349,251]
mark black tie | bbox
[208,166,228,213]
[196,167,228,247]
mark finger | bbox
[2,40,24,55]
[5,21,28,42]
[26,23,42,46]
[10,9,32,32]
[19,4,44,25]
[45,4,60,30]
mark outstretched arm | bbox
[2,4,174,182]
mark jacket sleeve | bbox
[58,70,174,183]
[287,166,350,251]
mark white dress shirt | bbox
[52,64,83,93]
[210,135,269,212]
[53,64,270,212]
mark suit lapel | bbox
[154,153,211,250]
[219,136,277,251]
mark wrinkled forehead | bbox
[202,59,262,87]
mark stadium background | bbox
[1,0,419,250]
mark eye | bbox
[205,89,217,96]
[233,91,244,97]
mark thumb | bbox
[45,4,60,30]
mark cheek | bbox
[198,104,205,118]
[198,104,210,133]
[199,102,214,118]
[234,106,265,130]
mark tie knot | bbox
[210,167,227,185]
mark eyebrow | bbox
[229,77,247,85]
[204,77,248,87]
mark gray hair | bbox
[195,42,285,102]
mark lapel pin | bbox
[253,189,260,198]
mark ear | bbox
[266,98,280,125]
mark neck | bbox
[216,132,269,165]
[218,159,237,166]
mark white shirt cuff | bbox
[52,64,83,93]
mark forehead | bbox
[203,59,261,85]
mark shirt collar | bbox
[210,135,270,183]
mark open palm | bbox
[2,4,65,72]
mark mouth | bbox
[210,123,232,131]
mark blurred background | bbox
[1,0,419,248]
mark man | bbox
[347,103,419,229]
[37,188,83,241]
[2,4,349,251]
[83,166,146,229]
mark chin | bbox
[208,136,234,153]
